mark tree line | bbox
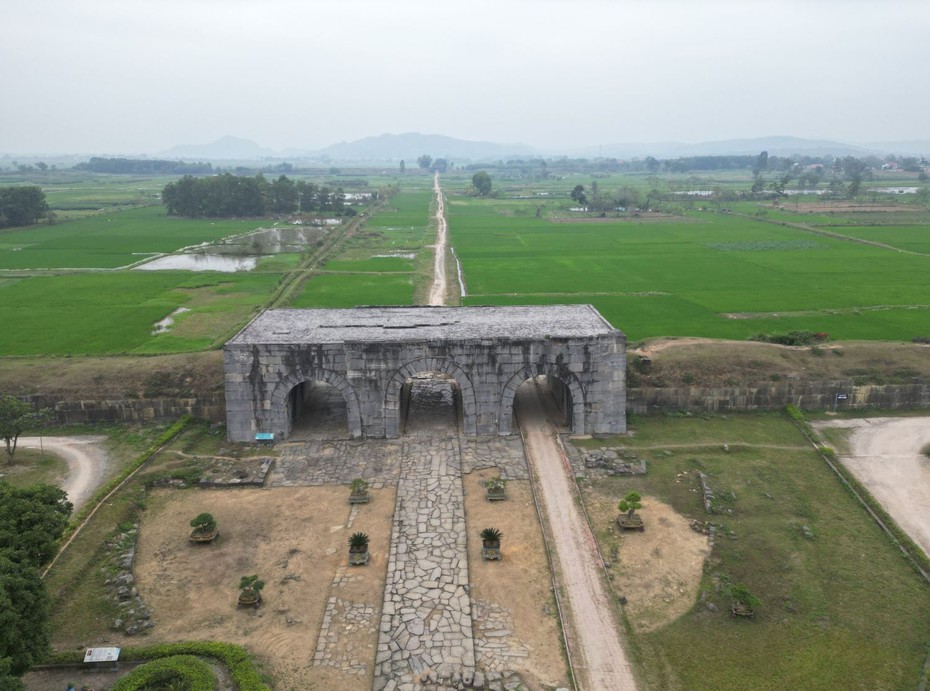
[0,186,51,229]
[74,157,213,175]
[161,174,351,218]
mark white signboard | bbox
[84,647,120,663]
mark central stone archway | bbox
[224,305,626,441]
[384,357,478,437]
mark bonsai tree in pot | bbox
[348,531,370,566]
[237,574,264,608]
[617,491,644,531]
[189,512,218,543]
[484,477,508,501]
[480,527,502,561]
[349,478,370,504]
[729,583,760,618]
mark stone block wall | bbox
[224,331,627,442]
[628,379,930,415]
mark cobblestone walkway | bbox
[373,436,476,688]
[313,505,379,677]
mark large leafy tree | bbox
[471,171,492,197]
[0,186,50,229]
[0,483,72,566]
[0,482,71,685]
[0,553,50,680]
[0,396,48,465]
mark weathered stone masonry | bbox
[224,305,627,442]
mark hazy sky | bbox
[3,0,928,154]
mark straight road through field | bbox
[428,172,448,306]
[517,382,637,690]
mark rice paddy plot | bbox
[449,196,930,341]
[0,271,278,355]
[0,205,266,270]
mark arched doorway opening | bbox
[286,379,350,439]
[499,366,585,435]
[400,372,463,436]
[512,376,574,432]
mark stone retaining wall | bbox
[629,379,930,415]
[21,394,225,425]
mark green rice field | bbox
[447,193,930,341]
[0,205,267,269]
[290,190,433,307]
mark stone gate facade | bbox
[223,305,626,441]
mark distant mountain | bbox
[162,136,274,160]
[313,132,537,162]
[862,140,930,156]
[579,136,873,159]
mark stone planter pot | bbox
[481,540,501,561]
[485,488,507,502]
[349,548,370,566]
[616,513,644,532]
[237,591,262,609]
[730,601,755,618]
[349,491,370,505]
[189,527,219,544]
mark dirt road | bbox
[517,382,637,690]
[16,435,109,511]
[815,417,930,556]
[428,172,448,306]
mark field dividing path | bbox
[517,383,638,690]
[428,172,448,306]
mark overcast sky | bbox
[2,0,928,155]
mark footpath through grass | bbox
[578,412,930,690]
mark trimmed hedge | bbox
[110,654,214,690]
[48,641,269,690]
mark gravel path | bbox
[428,172,448,306]
[517,381,637,690]
[16,435,109,511]
[815,416,930,556]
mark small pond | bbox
[136,254,261,272]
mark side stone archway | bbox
[384,357,479,437]
[269,368,363,439]
[498,364,586,435]
[224,306,626,442]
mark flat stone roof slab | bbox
[229,305,618,345]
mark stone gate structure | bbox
[223,305,626,441]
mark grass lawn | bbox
[0,448,67,488]
[577,412,930,689]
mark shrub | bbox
[348,532,370,550]
[48,642,269,689]
[480,527,502,543]
[189,513,216,534]
[749,331,829,346]
[730,583,761,609]
[110,654,213,691]
[618,491,643,516]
